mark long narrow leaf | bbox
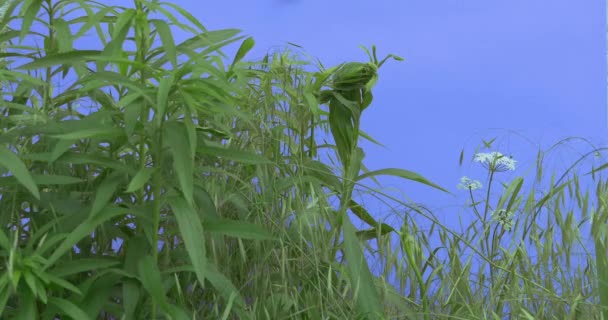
[0,145,39,199]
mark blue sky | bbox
[172,1,606,229]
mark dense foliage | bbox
[0,0,607,319]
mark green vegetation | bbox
[0,0,606,319]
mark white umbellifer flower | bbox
[457,176,482,191]
[474,152,516,172]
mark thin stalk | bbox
[133,1,158,318]
[43,0,54,115]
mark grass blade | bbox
[356,167,450,194]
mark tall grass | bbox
[0,0,606,319]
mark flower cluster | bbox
[457,176,482,191]
[474,152,516,172]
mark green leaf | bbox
[19,0,43,42]
[78,273,122,318]
[15,286,37,319]
[150,19,177,68]
[159,2,210,33]
[50,127,124,140]
[53,18,72,53]
[0,174,83,187]
[168,196,207,287]
[231,37,255,68]
[50,258,121,278]
[0,145,40,200]
[328,98,356,166]
[204,219,277,241]
[123,235,147,319]
[164,122,194,206]
[0,229,9,250]
[355,223,395,241]
[156,74,174,124]
[197,145,272,165]
[595,233,608,320]
[342,217,384,318]
[121,94,143,137]
[43,273,82,296]
[348,200,395,234]
[126,167,156,193]
[77,71,154,105]
[16,50,101,70]
[184,113,197,156]
[504,177,524,214]
[23,272,40,301]
[203,262,247,315]
[0,280,11,317]
[193,184,221,219]
[356,168,451,194]
[44,206,130,268]
[29,152,134,174]
[137,255,169,310]
[165,304,192,320]
[90,172,124,218]
[33,175,84,185]
[48,297,92,320]
[49,139,76,163]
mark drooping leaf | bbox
[0,145,40,200]
[197,145,272,165]
[50,127,124,140]
[204,219,277,241]
[165,121,194,206]
[126,167,156,193]
[15,286,38,319]
[77,273,123,318]
[348,199,395,234]
[90,171,124,218]
[16,50,101,70]
[49,139,76,163]
[19,0,43,42]
[230,37,255,69]
[155,74,174,123]
[44,206,130,268]
[342,217,384,318]
[123,235,148,319]
[168,196,207,289]
[137,255,169,310]
[50,258,121,278]
[0,229,9,251]
[150,19,177,69]
[356,168,451,194]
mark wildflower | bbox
[457,176,482,191]
[474,152,516,172]
[492,208,514,231]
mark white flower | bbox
[474,152,516,172]
[457,176,482,191]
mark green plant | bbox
[0,0,607,319]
